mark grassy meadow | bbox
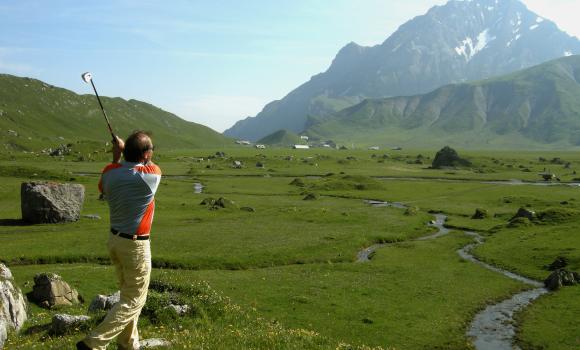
[0,146,578,349]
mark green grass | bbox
[1,148,579,349]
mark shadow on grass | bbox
[0,218,30,226]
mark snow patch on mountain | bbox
[565,51,573,57]
[455,29,495,61]
[530,24,539,30]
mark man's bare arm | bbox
[112,135,125,164]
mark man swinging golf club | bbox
[78,73,162,350]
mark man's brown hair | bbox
[123,131,153,163]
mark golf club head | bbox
[81,72,93,83]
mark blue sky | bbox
[0,0,578,132]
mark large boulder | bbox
[0,264,27,349]
[88,291,120,313]
[30,273,81,309]
[51,314,90,335]
[21,182,85,224]
[431,146,471,169]
[544,269,579,291]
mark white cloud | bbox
[172,94,269,132]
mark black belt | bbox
[110,228,149,241]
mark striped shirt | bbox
[98,161,162,236]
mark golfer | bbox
[77,131,161,350]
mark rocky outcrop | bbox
[544,269,579,291]
[431,146,471,169]
[30,273,81,309]
[88,291,120,313]
[21,182,85,223]
[51,314,90,335]
[0,264,27,349]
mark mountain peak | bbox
[225,0,580,141]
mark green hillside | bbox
[306,55,580,149]
[0,74,231,152]
[257,129,302,146]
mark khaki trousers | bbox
[83,233,152,350]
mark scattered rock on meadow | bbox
[215,197,237,209]
[472,208,489,219]
[545,257,569,271]
[50,314,90,335]
[140,338,172,349]
[164,304,189,316]
[82,214,101,220]
[303,193,319,201]
[544,269,579,291]
[404,207,418,216]
[88,291,120,313]
[240,207,256,212]
[30,273,81,309]
[232,161,243,169]
[256,162,265,168]
[0,264,27,348]
[21,182,85,224]
[510,207,535,221]
[289,178,305,187]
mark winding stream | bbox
[459,232,548,350]
[358,200,548,350]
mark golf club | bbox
[81,72,116,142]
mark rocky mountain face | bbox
[305,55,580,148]
[224,0,580,141]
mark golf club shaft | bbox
[89,79,115,141]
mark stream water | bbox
[459,232,548,350]
[358,200,548,350]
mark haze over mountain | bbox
[305,55,580,149]
[0,74,231,151]
[224,0,580,142]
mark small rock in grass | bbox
[544,269,579,291]
[140,338,172,348]
[510,207,535,221]
[82,214,101,220]
[471,208,489,219]
[30,273,81,309]
[164,304,189,316]
[51,314,90,335]
[545,257,569,271]
[240,207,256,212]
[88,291,120,312]
[303,193,319,201]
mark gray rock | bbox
[21,182,85,224]
[0,264,27,348]
[82,214,101,220]
[544,269,579,291]
[88,291,120,313]
[140,338,171,348]
[510,207,535,221]
[50,314,90,335]
[232,160,243,169]
[0,318,6,350]
[164,304,189,316]
[30,273,81,309]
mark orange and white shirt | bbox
[99,161,162,236]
